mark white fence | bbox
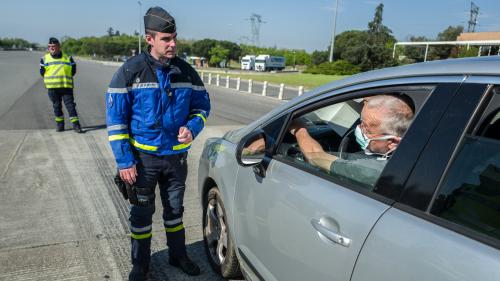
[199,72,304,101]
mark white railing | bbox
[199,71,305,101]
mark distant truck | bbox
[254,55,286,71]
[241,55,256,70]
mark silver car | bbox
[198,56,500,281]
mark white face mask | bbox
[354,125,397,156]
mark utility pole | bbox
[293,50,296,70]
[329,0,339,62]
[468,2,479,32]
[138,1,142,54]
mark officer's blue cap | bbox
[48,37,59,44]
[144,7,176,33]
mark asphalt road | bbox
[0,51,284,280]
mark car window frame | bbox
[264,76,465,205]
[394,75,500,250]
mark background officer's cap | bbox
[144,6,176,33]
[48,37,60,44]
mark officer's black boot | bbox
[169,255,200,276]
[72,121,84,133]
[56,122,64,132]
[128,264,149,281]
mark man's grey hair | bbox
[364,94,415,137]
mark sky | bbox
[1,0,499,52]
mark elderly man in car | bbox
[291,94,414,188]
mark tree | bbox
[311,50,329,65]
[208,45,230,67]
[0,37,32,49]
[361,3,397,70]
[192,39,218,60]
[320,4,396,71]
[404,35,431,62]
[368,3,392,43]
[107,27,115,37]
[431,25,464,59]
[218,40,242,61]
[437,25,464,41]
[176,39,193,58]
[331,30,369,65]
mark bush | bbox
[304,60,361,75]
[457,46,480,58]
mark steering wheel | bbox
[287,144,304,161]
[338,129,355,159]
[278,142,304,161]
[338,118,361,159]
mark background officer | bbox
[106,6,210,281]
[40,37,83,133]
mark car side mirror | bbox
[236,130,266,167]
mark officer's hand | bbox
[120,165,138,185]
[178,127,193,143]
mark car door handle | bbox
[311,218,352,247]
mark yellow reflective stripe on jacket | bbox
[173,142,191,150]
[109,134,129,141]
[130,138,158,151]
[189,113,206,124]
[165,224,184,233]
[131,232,152,240]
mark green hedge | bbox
[304,60,361,75]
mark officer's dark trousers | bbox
[130,150,188,267]
[47,88,79,123]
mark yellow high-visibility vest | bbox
[43,53,74,89]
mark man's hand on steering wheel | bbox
[289,117,310,136]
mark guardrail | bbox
[199,72,305,101]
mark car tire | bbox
[203,187,242,278]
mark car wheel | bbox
[203,187,242,278]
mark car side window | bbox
[239,115,288,162]
[261,114,287,152]
[276,87,432,191]
[430,87,500,242]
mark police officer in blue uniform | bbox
[106,6,210,280]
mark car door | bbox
[351,80,500,281]
[232,79,463,281]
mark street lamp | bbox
[293,51,296,70]
[138,1,142,54]
[329,0,339,62]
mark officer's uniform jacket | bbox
[106,52,210,169]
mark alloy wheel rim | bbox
[205,196,228,265]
